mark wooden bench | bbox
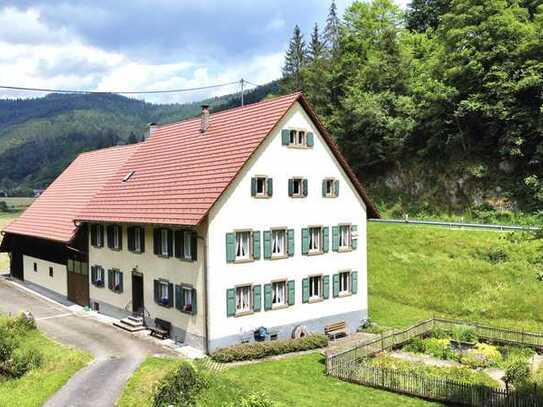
[150,318,171,340]
[324,321,347,340]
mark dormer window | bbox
[281,128,314,148]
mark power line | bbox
[0,80,254,95]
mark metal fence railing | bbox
[327,318,543,406]
[369,218,540,232]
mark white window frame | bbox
[271,229,287,258]
[183,232,192,260]
[292,177,304,197]
[236,285,253,314]
[339,224,352,250]
[113,270,122,292]
[339,271,351,295]
[160,229,169,257]
[95,266,105,287]
[159,281,169,304]
[181,286,193,313]
[309,226,322,253]
[134,227,142,253]
[235,231,252,261]
[309,275,323,300]
[324,178,337,198]
[272,280,287,308]
[288,129,307,147]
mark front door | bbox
[132,272,144,315]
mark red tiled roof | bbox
[2,144,139,243]
[79,92,378,225]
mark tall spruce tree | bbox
[308,23,325,62]
[324,0,341,55]
[282,25,307,91]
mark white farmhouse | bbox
[1,92,379,353]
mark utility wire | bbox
[0,80,255,95]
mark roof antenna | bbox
[240,78,245,107]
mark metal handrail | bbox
[370,218,540,232]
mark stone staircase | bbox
[113,315,148,333]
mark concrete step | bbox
[113,320,147,332]
[128,315,143,323]
[122,317,143,327]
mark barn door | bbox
[67,259,89,306]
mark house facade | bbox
[1,93,378,353]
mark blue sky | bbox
[0,0,409,103]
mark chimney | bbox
[200,105,210,133]
[145,122,157,140]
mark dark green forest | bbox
[282,0,543,216]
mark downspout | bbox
[197,232,210,355]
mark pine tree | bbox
[282,25,307,90]
[324,0,341,56]
[308,23,324,62]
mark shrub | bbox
[505,359,531,387]
[460,343,501,369]
[451,327,478,343]
[211,334,328,363]
[499,345,535,368]
[403,338,425,354]
[239,391,277,407]
[423,338,456,360]
[430,328,450,339]
[476,247,509,264]
[153,362,207,407]
[5,313,37,333]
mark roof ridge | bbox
[78,143,140,156]
[154,91,303,132]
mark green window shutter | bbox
[154,279,160,303]
[301,228,309,255]
[118,227,123,250]
[90,225,97,246]
[175,285,182,311]
[191,232,197,261]
[267,178,273,197]
[191,288,197,315]
[226,233,235,263]
[91,266,96,285]
[139,227,146,253]
[108,269,113,290]
[351,225,358,250]
[251,177,257,197]
[288,280,295,305]
[153,228,161,255]
[351,271,358,294]
[333,273,340,297]
[287,229,295,256]
[322,180,326,197]
[263,231,272,259]
[332,226,340,251]
[323,275,330,300]
[302,278,309,303]
[167,230,174,257]
[127,227,134,251]
[168,283,174,307]
[174,230,183,258]
[98,225,104,247]
[107,225,114,249]
[118,272,124,293]
[252,231,261,260]
[264,284,272,310]
[253,285,262,312]
[281,129,290,145]
[307,131,314,147]
[226,288,236,317]
[288,179,294,196]
[335,180,339,196]
[322,227,329,253]
[303,179,308,197]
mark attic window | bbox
[122,171,135,182]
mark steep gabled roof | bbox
[77,92,378,226]
[2,144,139,243]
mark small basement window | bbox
[33,263,37,272]
[49,267,53,278]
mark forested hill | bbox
[0,82,279,195]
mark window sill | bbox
[338,247,353,253]
[156,254,171,259]
[271,304,289,311]
[110,289,123,294]
[129,250,144,255]
[271,254,288,260]
[92,283,105,288]
[323,195,338,199]
[289,195,306,199]
[338,292,352,298]
[109,247,122,252]
[179,309,194,315]
[234,258,254,264]
[309,297,323,304]
[253,195,271,199]
[307,251,323,256]
[179,257,195,263]
[156,302,172,308]
[235,310,254,317]
[287,144,309,149]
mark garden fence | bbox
[326,317,543,406]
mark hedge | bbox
[211,334,328,363]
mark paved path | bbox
[0,278,174,407]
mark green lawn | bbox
[0,319,92,407]
[368,223,543,331]
[0,212,18,272]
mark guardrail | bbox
[369,218,540,232]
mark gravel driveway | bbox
[0,278,174,407]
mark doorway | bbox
[132,272,144,315]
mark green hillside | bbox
[0,82,280,195]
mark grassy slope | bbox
[0,322,92,407]
[0,212,17,272]
[368,223,543,331]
